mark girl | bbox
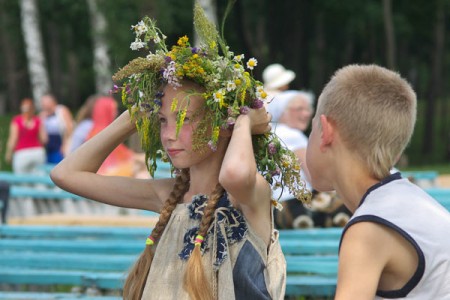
[51,5,308,299]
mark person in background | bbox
[267,90,314,228]
[5,98,47,173]
[262,63,296,99]
[68,95,98,153]
[84,96,136,177]
[40,94,74,163]
[268,90,351,228]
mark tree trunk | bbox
[382,0,396,69]
[19,0,50,110]
[423,0,445,157]
[87,0,112,95]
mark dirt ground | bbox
[437,175,450,187]
[9,214,158,227]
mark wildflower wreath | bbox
[112,2,310,206]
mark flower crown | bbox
[111,3,310,206]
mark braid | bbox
[183,183,224,300]
[123,169,190,300]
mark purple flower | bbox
[268,142,277,155]
[155,91,164,98]
[191,47,199,54]
[164,56,172,63]
[125,85,131,94]
[110,84,120,94]
[208,140,217,152]
[271,168,281,177]
[239,106,250,115]
[251,99,264,109]
[154,99,162,106]
[140,102,151,110]
[226,117,235,128]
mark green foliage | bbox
[0,115,12,171]
[1,0,450,166]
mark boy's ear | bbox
[319,114,334,151]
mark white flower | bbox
[256,86,268,99]
[234,54,244,61]
[213,89,225,103]
[131,20,148,36]
[246,58,257,70]
[130,39,146,50]
[153,35,161,44]
[226,81,236,92]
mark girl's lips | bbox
[167,149,183,156]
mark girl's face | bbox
[159,83,212,169]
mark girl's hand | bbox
[247,107,271,135]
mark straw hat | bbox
[262,64,296,90]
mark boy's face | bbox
[306,114,334,192]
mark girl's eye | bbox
[159,117,167,124]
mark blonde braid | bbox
[183,183,224,300]
[123,169,190,300]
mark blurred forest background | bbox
[1,0,450,170]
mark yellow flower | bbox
[212,126,220,143]
[177,36,189,46]
[176,109,187,135]
[171,98,178,112]
[260,91,267,99]
[234,79,242,86]
[192,54,198,59]
[209,41,216,49]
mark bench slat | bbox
[0,292,121,300]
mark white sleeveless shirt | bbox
[341,173,450,299]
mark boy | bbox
[306,64,450,299]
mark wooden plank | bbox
[0,292,121,300]
[0,252,136,271]
[0,172,54,186]
[0,269,124,289]
[0,238,339,255]
[0,225,148,239]
[285,275,336,296]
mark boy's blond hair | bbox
[316,64,416,179]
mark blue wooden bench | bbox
[401,170,439,188]
[0,225,341,299]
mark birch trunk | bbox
[20,0,50,110]
[87,0,112,95]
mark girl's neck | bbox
[183,140,227,202]
[22,113,33,121]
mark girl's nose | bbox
[161,122,178,141]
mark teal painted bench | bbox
[0,225,341,298]
[401,170,439,188]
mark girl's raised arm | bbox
[219,108,271,209]
[50,110,173,213]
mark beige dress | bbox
[141,193,286,299]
